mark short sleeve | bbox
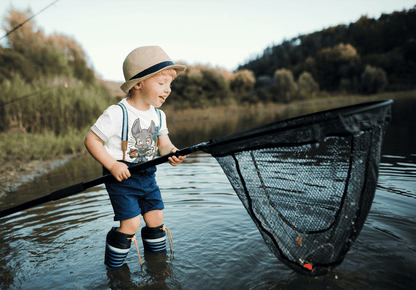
[91,105,123,142]
[158,110,169,136]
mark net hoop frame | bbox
[202,99,393,276]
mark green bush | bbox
[254,76,275,103]
[169,65,235,109]
[230,69,256,103]
[298,71,320,99]
[361,65,388,94]
[274,69,298,103]
[0,48,37,83]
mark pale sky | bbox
[1,0,414,81]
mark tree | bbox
[200,68,231,106]
[0,47,36,83]
[361,65,388,94]
[315,43,361,91]
[254,75,275,103]
[274,69,298,103]
[298,71,319,99]
[2,7,95,83]
[2,8,41,56]
[230,69,255,103]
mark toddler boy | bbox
[85,46,186,269]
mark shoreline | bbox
[164,90,415,125]
[0,152,83,197]
[1,91,414,196]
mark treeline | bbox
[0,8,115,158]
[238,7,416,95]
[167,64,318,107]
[159,8,416,108]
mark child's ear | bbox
[133,82,141,90]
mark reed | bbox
[0,75,115,160]
[0,75,115,134]
[0,127,88,160]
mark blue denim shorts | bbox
[103,162,164,221]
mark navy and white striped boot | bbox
[141,225,168,252]
[104,227,134,269]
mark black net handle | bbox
[0,142,209,218]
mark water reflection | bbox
[378,154,416,199]
[382,97,416,155]
[167,102,323,149]
[105,252,178,290]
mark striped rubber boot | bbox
[141,225,167,252]
[104,227,134,269]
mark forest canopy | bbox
[238,7,416,94]
[172,7,415,105]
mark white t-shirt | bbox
[91,98,168,163]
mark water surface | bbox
[0,97,415,289]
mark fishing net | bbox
[201,100,392,276]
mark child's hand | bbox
[108,161,131,182]
[168,147,186,166]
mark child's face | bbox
[137,72,173,108]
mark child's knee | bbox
[119,215,141,234]
[143,209,163,227]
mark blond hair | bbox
[129,68,178,94]
[157,68,178,80]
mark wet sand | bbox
[0,153,82,197]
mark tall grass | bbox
[0,75,116,160]
[0,127,88,159]
[0,75,114,134]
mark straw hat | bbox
[120,46,186,94]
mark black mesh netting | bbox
[202,100,392,276]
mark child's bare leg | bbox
[143,209,163,227]
[118,215,141,235]
[141,210,167,252]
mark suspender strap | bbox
[118,103,129,161]
[118,103,162,162]
[153,107,162,142]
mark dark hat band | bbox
[129,61,175,81]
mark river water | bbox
[0,97,415,290]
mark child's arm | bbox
[84,131,131,181]
[158,134,186,166]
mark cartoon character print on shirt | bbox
[128,118,157,163]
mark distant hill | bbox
[98,79,125,97]
[238,7,416,92]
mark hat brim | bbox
[120,64,186,94]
